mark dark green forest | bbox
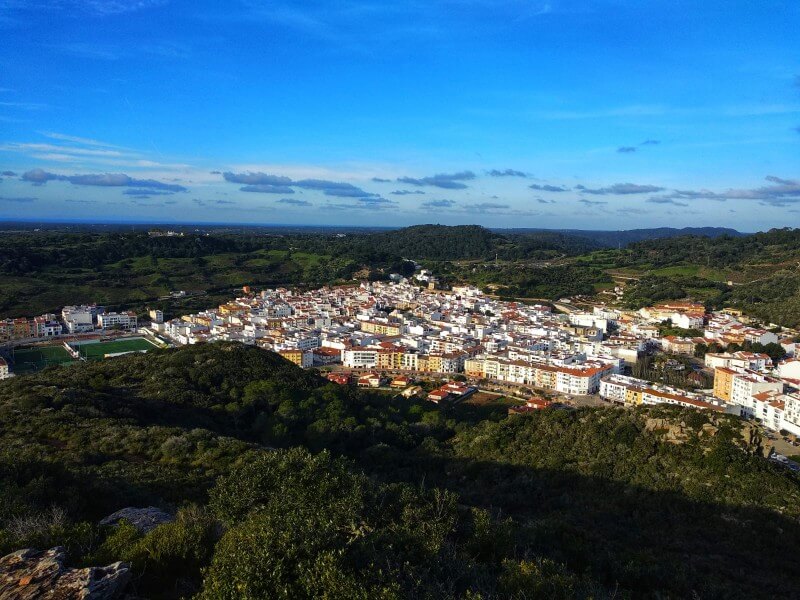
[2,224,800,325]
[1,343,799,598]
[0,225,598,318]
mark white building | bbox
[62,305,97,333]
[783,393,800,436]
[744,329,779,346]
[599,375,630,403]
[730,372,783,418]
[0,357,9,379]
[34,315,62,337]
[749,390,800,436]
[705,351,770,371]
[777,359,800,381]
[98,311,138,331]
[671,311,704,330]
[343,349,378,368]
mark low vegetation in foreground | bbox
[1,343,799,598]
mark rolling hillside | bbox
[1,343,799,598]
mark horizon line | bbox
[0,218,756,235]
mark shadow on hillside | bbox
[364,450,800,600]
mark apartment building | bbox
[98,311,138,331]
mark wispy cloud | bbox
[617,139,660,154]
[277,197,312,206]
[420,199,456,209]
[579,183,665,195]
[123,188,178,197]
[487,168,526,177]
[2,133,194,172]
[646,197,688,207]
[240,184,295,194]
[223,171,292,185]
[464,202,510,211]
[397,170,475,189]
[0,101,47,110]
[645,176,800,207]
[294,179,378,197]
[21,168,187,191]
[222,171,379,197]
[1,142,125,158]
[390,189,425,195]
[524,103,800,121]
[7,0,168,16]
[324,197,396,211]
[0,195,35,203]
[529,183,568,192]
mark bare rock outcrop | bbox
[643,414,774,457]
[99,507,173,534]
[0,547,130,599]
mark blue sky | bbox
[0,0,798,230]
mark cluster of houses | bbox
[151,279,633,395]
[0,304,139,344]
[148,280,797,414]
[629,302,785,355]
[598,350,800,436]
[3,274,798,439]
[324,370,477,404]
[707,354,800,436]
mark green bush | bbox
[91,506,217,597]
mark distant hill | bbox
[497,226,744,248]
[370,224,603,260]
[372,224,505,260]
[369,224,746,262]
[614,227,800,327]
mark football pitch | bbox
[11,346,75,373]
[70,337,159,359]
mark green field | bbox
[70,337,159,360]
[0,248,343,320]
[11,345,75,373]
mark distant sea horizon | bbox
[0,218,752,235]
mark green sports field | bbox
[70,337,159,360]
[11,346,75,373]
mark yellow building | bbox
[278,349,307,368]
[361,321,401,336]
[534,366,558,391]
[376,349,403,369]
[713,367,736,401]
[425,354,443,373]
[218,303,247,316]
[464,358,485,378]
[13,318,33,338]
[625,387,644,405]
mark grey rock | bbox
[0,546,130,599]
[99,507,173,534]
